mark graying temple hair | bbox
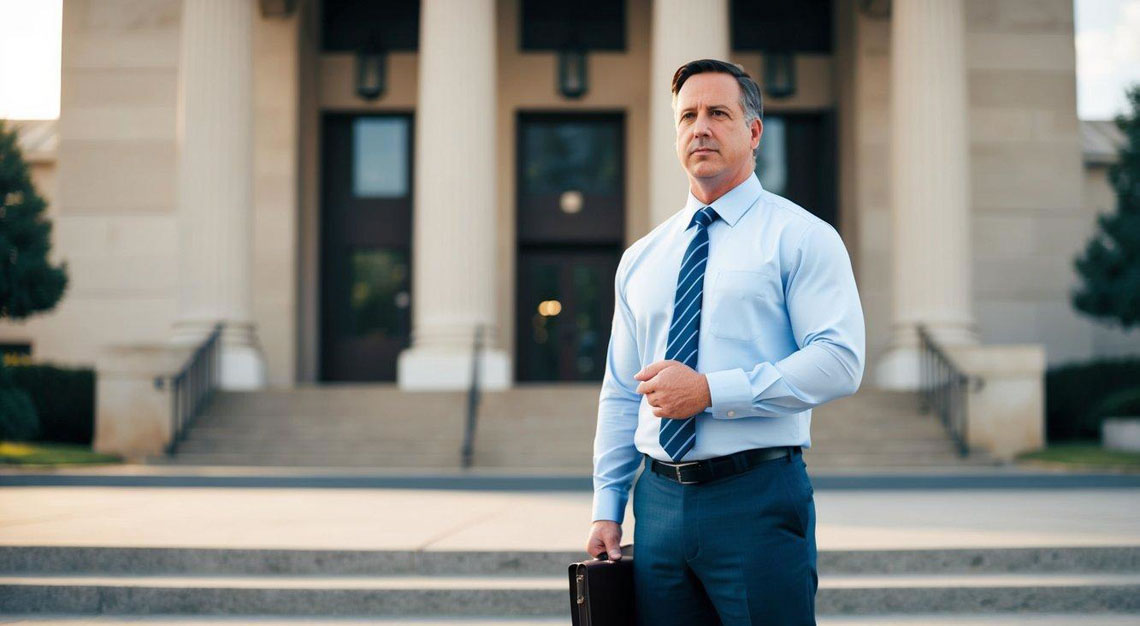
[670,59,764,128]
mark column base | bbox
[170,319,267,390]
[874,344,923,390]
[397,346,511,391]
[219,341,267,390]
[874,321,980,391]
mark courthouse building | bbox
[3,0,1138,404]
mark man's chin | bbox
[687,164,725,179]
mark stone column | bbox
[171,0,267,390]
[875,0,978,390]
[648,0,730,227]
[397,0,509,390]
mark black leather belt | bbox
[649,446,802,485]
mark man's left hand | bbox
[634,360,711,419]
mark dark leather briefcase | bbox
[568,544,635,626]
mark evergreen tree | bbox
[1073,85,1140,330]
[0,119,69,439]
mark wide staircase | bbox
[151,385,997,472]
[2,545,1136,621]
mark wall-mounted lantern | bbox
[558,48,588,99]
[764,52,796,99]
[858,0,891,19]
[355,48,387,101]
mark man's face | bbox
[674,72,762,183]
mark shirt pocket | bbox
[707,269,779,341]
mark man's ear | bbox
[752,118,763,150]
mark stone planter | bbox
[1102,417,1140,452]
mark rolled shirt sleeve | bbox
[705,222,866,419]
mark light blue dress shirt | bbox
[592,172,866,523]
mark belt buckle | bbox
[672,461,702,485]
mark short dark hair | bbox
[670,58,763,125]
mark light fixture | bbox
[858,0,891,19]
[557,48,588,99]
[355,48,387,101]
[538,300,563,317]
[764,52,796,99]
[559,190,583,214]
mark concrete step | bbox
[157,447,998,469]
[151,453,472,468]
[172,439,465,453]
[0,615,1137,625]
[804,439,963,452]
[163,387,988,471]
[157,450,994,471]
[2,547,1135,577]
[803,454,995,468]
[2,573,1136,616]
[176,432,957,450]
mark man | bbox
[584,59,865,625]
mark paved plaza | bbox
[1,465,1137,623]
[0,479,1138,551]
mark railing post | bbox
[165,322,224,456]
[461,324,484,469]
[916,324,973,457]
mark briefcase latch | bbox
[576,573,585,605]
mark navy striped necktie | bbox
[659,205,720,461]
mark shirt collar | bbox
[682,172,764,229]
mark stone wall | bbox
[252,12,301,386]
[846,0,1132,372]
[845,3,893,370]
[0,0,303,387]
[965,0,1092,366]
[0,0,182,366]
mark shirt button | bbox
[727,410,736,417]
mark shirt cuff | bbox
[705,368,753,419]
[591,487,629,524]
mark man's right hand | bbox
[585,520,623,560]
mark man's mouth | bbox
[692,148,716,154]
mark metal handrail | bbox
[916,324,980,457]
[154,322,223,455]
[461,324,484,468]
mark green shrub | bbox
[6,363,95,445]
[1091,386,1140,419]
[0,385,39,440]
[1046,358,1140,441]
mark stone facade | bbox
[0,0,1130,395]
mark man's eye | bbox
[713,110,726,116]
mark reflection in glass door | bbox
[516,113,624,382]
[518,250,616,381]
[755,112,838,230]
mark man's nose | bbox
[692,114,713,137]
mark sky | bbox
[1075,0,1140,119]
[0,0,1137,121]
[0,0,61,120]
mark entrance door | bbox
[517,249,617,381]
[320,113,413,381]
[756,112,838,230]
[516,113,624,382]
